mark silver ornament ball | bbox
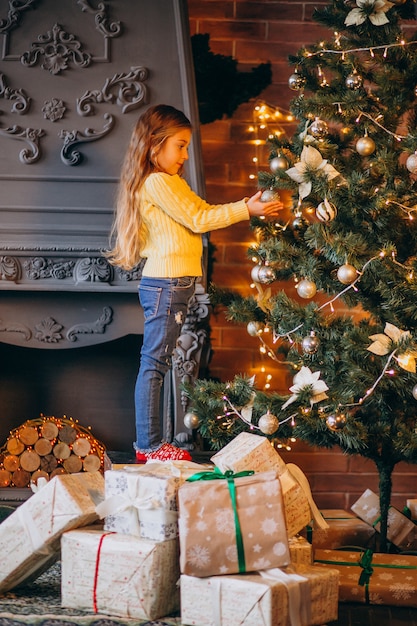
[288,72,306,91]
[356,136,376,156]
[302,331,320,354]
[345,72,363,90]
[326,412,347,431]
[183,411,200,430]
[316,200,337,222]
[412,384,417,400]
[296,279,317,299]
[406,152,417,174]
[270,155,289,173]
[309,117,328,138]
[260,188,280,202]
[258,411,280,435]
[337,263,357,284]
[247,320,264,336]
[251,264,275,284]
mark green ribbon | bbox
[187,467,254,573]
[315,548,417,604]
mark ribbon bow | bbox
[358,549,374,586]
[187,467,254,573]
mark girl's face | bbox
[156,128,191,175]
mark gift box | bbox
[314,548,417,607]
[351,489,417,550]
[301,509,376,550]
[406,499,417,521]
[178,469,290,577]
[61,527,180,619]
[0,471,104,592]
[180,563,339,626]
[96,460,208,541]
[211,432,327,537]
[288,534,313,566]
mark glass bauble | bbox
[406,152,417,174]
[183,411,200,430]
[288,72,306,90]
[309,117,328,138]
[412,384,417,400]
[258,411,279,435]
[260,188,280,202]
[247,320,264,336]
[356,136,376,156]
[251,264,275,284]
[301,331,320,354]
[337,263,357,284]
[326,412,347,431]
[270,155,289,173]
[296,279,317,299]
[345,72,363,90]
[316,199,337,222]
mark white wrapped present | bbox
[211,432,328,537]
[96,460,210,541]
[61,527,180,620]
[0,471,104,592]
[180,563,339,626]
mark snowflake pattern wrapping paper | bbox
[351,489,417,550]
[301,509,376,550]
[178,470,290,577]
[61,527,180,619]
[180,563,339,626]
[210,432,318,537]
[314,549,417,607]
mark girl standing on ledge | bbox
[106,104,284,463]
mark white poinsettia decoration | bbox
[367,322,417,373]
[285,145,341,200]
[345,0,394,27]
[282,366,329,409]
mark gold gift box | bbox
[315,548,417,607]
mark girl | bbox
[106,104,284,463]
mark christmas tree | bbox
[184,0,417,552]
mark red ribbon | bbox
[93,532,115,613]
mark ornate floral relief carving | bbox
[0,0,37,35]
[67,305,113,342]
[74,256,112,283]
[116,262,144,283]
[24,257,75,280]
[34,316,63,343]
[0,73,31,114]
[0,124,44,163]
[0,255,20,282]
[0,320,31,340]
[21,23,92,74]
[77,66,148,116]
[77,0,121,39]
[59,112,114,165]
[42,98,66,122]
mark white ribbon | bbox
[286,463,329,530]
[123,459,211,479]
[17,501,54,556]
[210,577,270,626]
[259,567,312,626]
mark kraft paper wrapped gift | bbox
[180,563,339,626]
[406,498,417,520]
[211,432,328,538]
[314,548,417,607]
[96,460,209,541]
[288,535,313,566]
[301,509,376,550]
[351,489,417,550]
[178,469,290,577]
[0,471,104,593]
[61,527,180,619]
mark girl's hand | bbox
[246,190,284,220]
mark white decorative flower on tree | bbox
[344,0,394,27]
[367,322,417,373]
[282,366,329,409]
[285,145,340,199]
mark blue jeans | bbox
[134,276,196,451]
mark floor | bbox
[331,603,417,624]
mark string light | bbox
[248,101,292,181]
[304,39,412,58]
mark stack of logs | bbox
[0,416,106,488]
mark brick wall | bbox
[187,1,417,510]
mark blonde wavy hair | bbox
[105,104,192,270]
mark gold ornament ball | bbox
[316,200,337,222]
[326,412,347,431]
[302,331,320,354]
[356,136,376,156]
[247,320,264,336]
[296,279,317,299]
[270,155,289,173]
[258,411,280,435]
[337,263,357,284]
[183,411,200,430]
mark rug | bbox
[0,563,182,626]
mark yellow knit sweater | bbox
[140,172,250,277]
